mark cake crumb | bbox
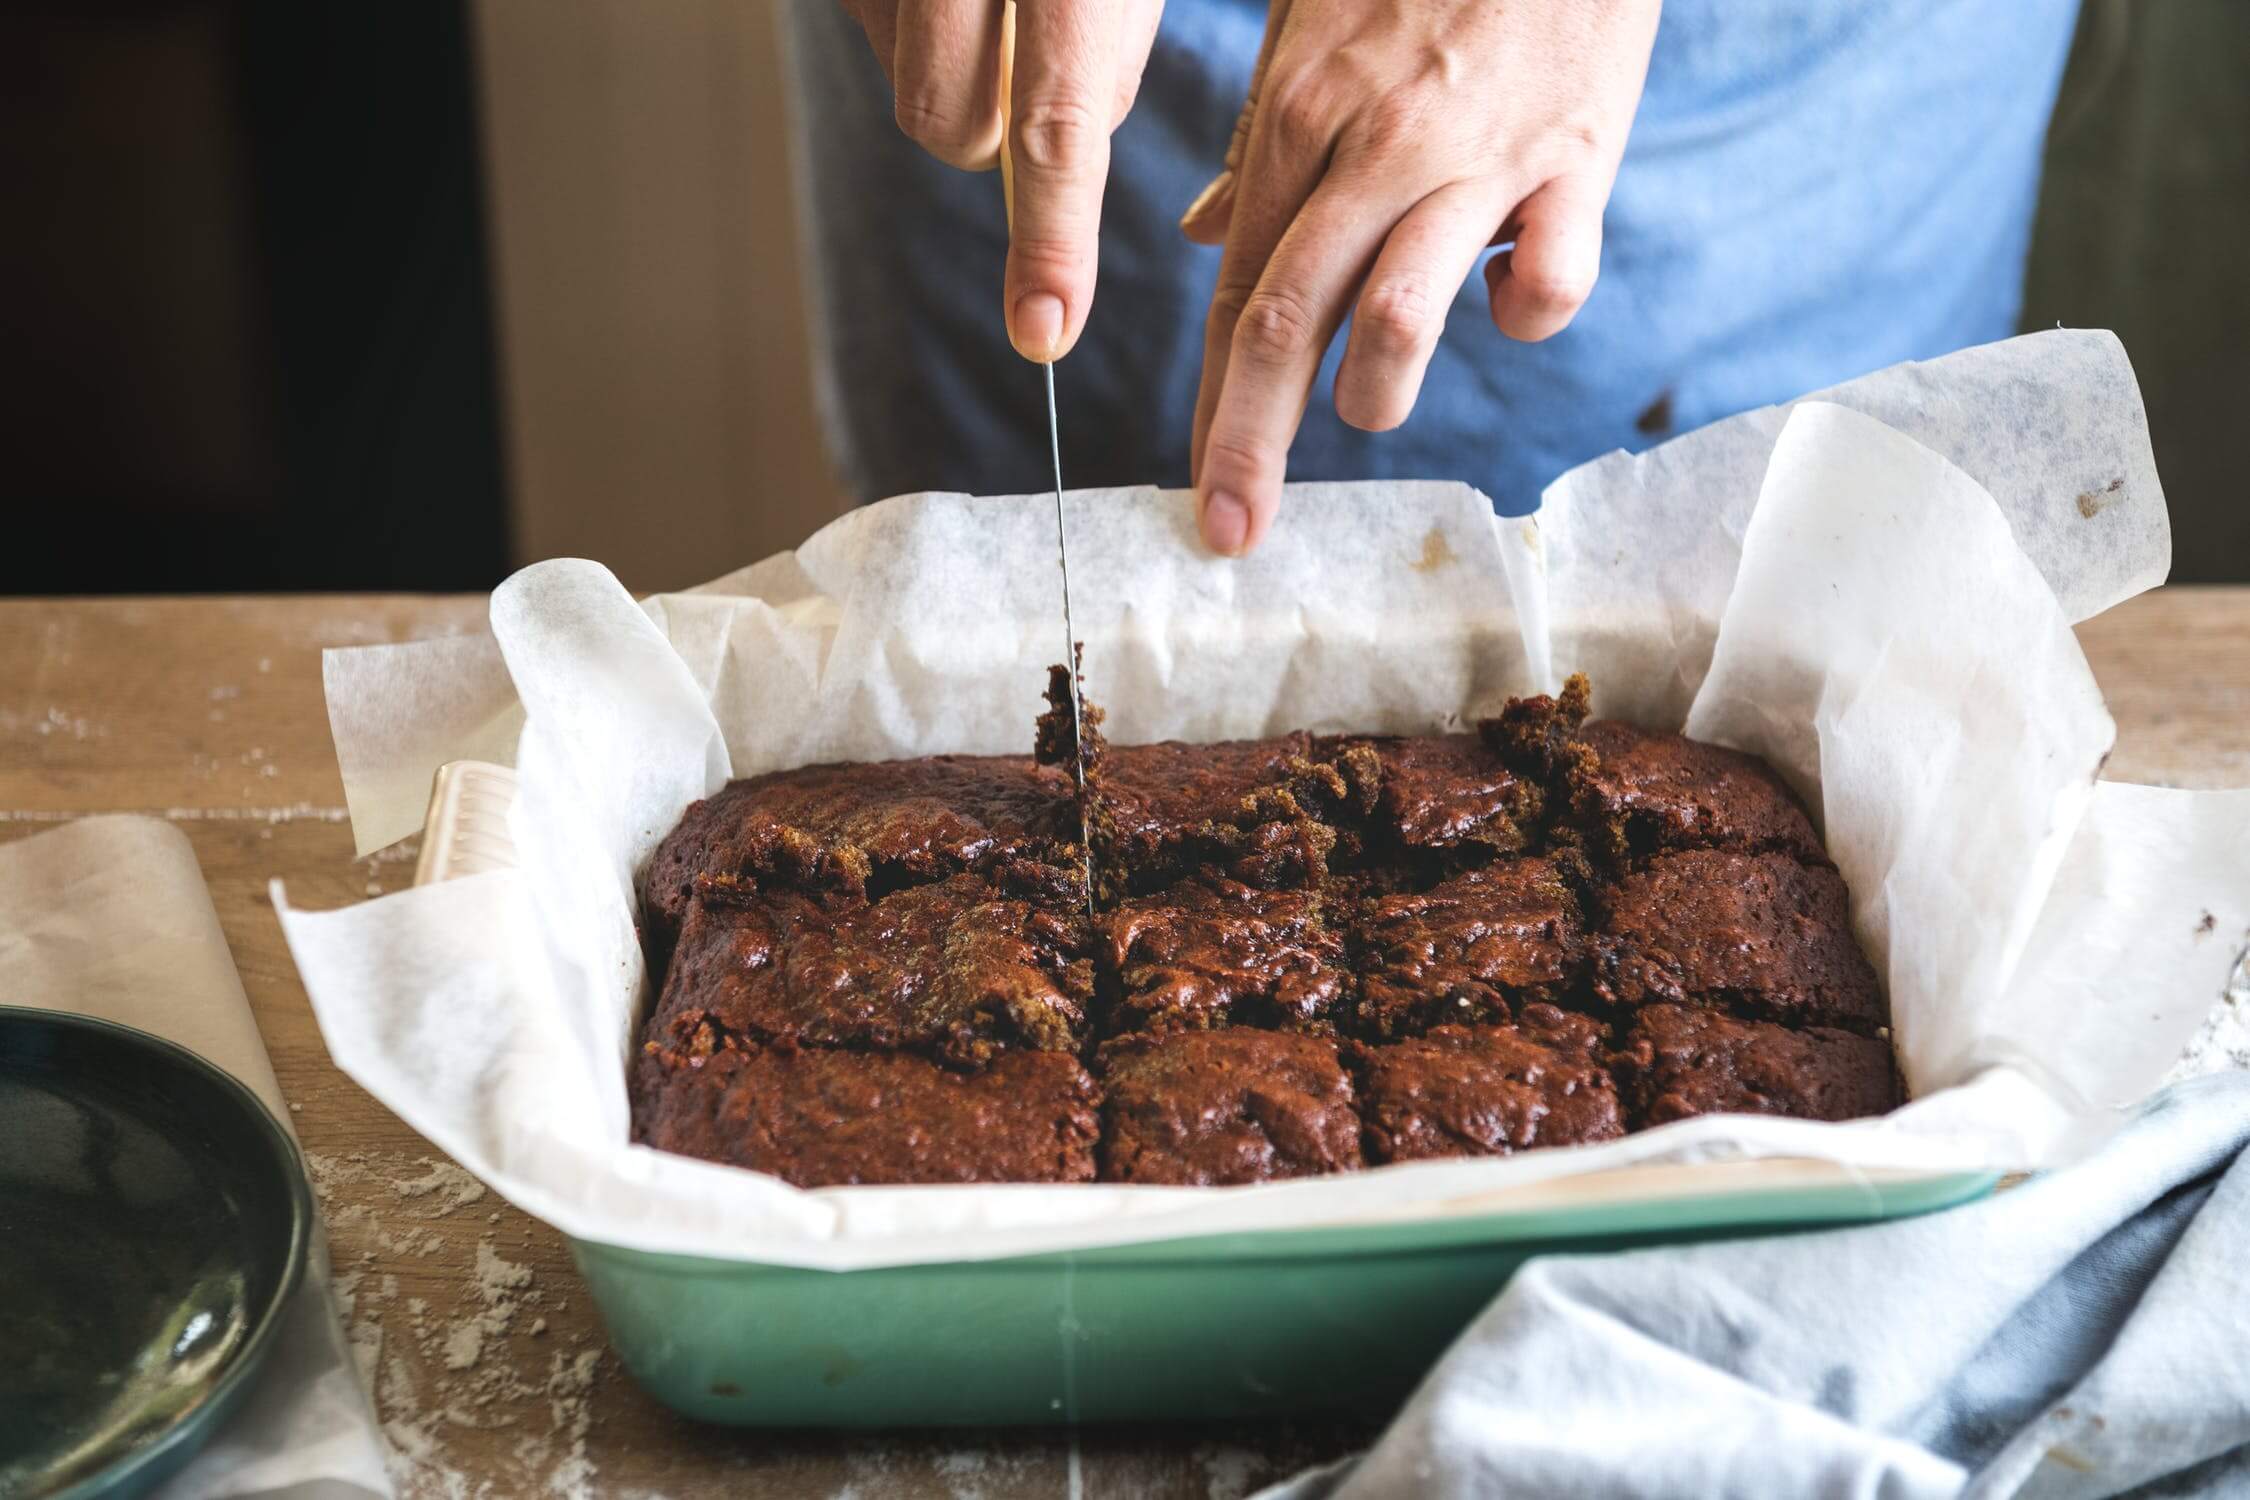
[1409,527,1455,574]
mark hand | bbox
[839,0,1166,361]
[1181,0,1662,555]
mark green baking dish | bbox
[416,760,1996,1427]
[570,1162,1994,1427]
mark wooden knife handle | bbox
[997,0,1018,229]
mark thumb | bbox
[1179,170,1238,244]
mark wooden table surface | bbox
[4,587,2246,1498]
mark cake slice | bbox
[631,1044,1099,1186]
[1323,731,1543,863]
[1085,736,1358,897]
[1613,1003,1902,1126]
[642,753,1081,950]
[1095,1029,1362,1185]
[1101,872,1349,1035]
[1352,856,1587,1038]
[1592,850,1884,1032]
[647,865,1094,1068]
[1350,1006,1623,1163]
[1563,719,1824,864]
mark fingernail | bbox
[1201,491,1250,556]
[1180,171,1233,230]
[1012,292,1065,362]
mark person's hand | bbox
[839,0,1165,362]
[1180,0,1662,555]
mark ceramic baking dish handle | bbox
[414,760,519,886]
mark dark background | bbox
[2019,0,2250,583]
[0,1,508,592]
[0,0,2241,595]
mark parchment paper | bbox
[277,329,2250,1272]
[1533,327,2170,723]
[2,817,391,1499]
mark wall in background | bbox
[472,0,839,594]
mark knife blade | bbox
[999,1,1096,916]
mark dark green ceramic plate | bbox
[0,1007,311,1500]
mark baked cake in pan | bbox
[631,671,1900,1186]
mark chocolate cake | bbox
[1087,736,1346,897]
[1328,731,1542,860]
[628,671,1901,1186]
[646,867,1094,1068]
[642,754,1079,948]
[1094,1028,1363,1185]
[1563,719,1825,864]
[1350,1006,1624,1162]
[1100,872,1349,1036]
[632,1044,1099,1187]
[1591,849,1884,1032]
[1613,1003,1902,1127]
[1353,856,1585,1038]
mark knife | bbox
[998,1,1095,917]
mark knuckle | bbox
[1206,280,1254,325]
[1266,74,1336,154]
[1357,277,1437,357]
[1012,93,1105,174]
[1356,90,1431,160]
[1336,382,1406,433]
[1511,261,1598,312]
[1557,117,1607,159]
[892,90,975,153]
[1236,287,1322,364]
[1201,429,1280,486]
[1008,232,1089,284]
[1520,118,1610,183]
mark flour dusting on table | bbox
[309,1149,607,1498]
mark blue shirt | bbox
[780,0,2079,515]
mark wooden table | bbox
[4,588,2245,1498]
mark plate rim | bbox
[0,1003,314,1500]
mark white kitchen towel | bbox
[1260,1069,2250,1500]
[0,817,391,1500]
